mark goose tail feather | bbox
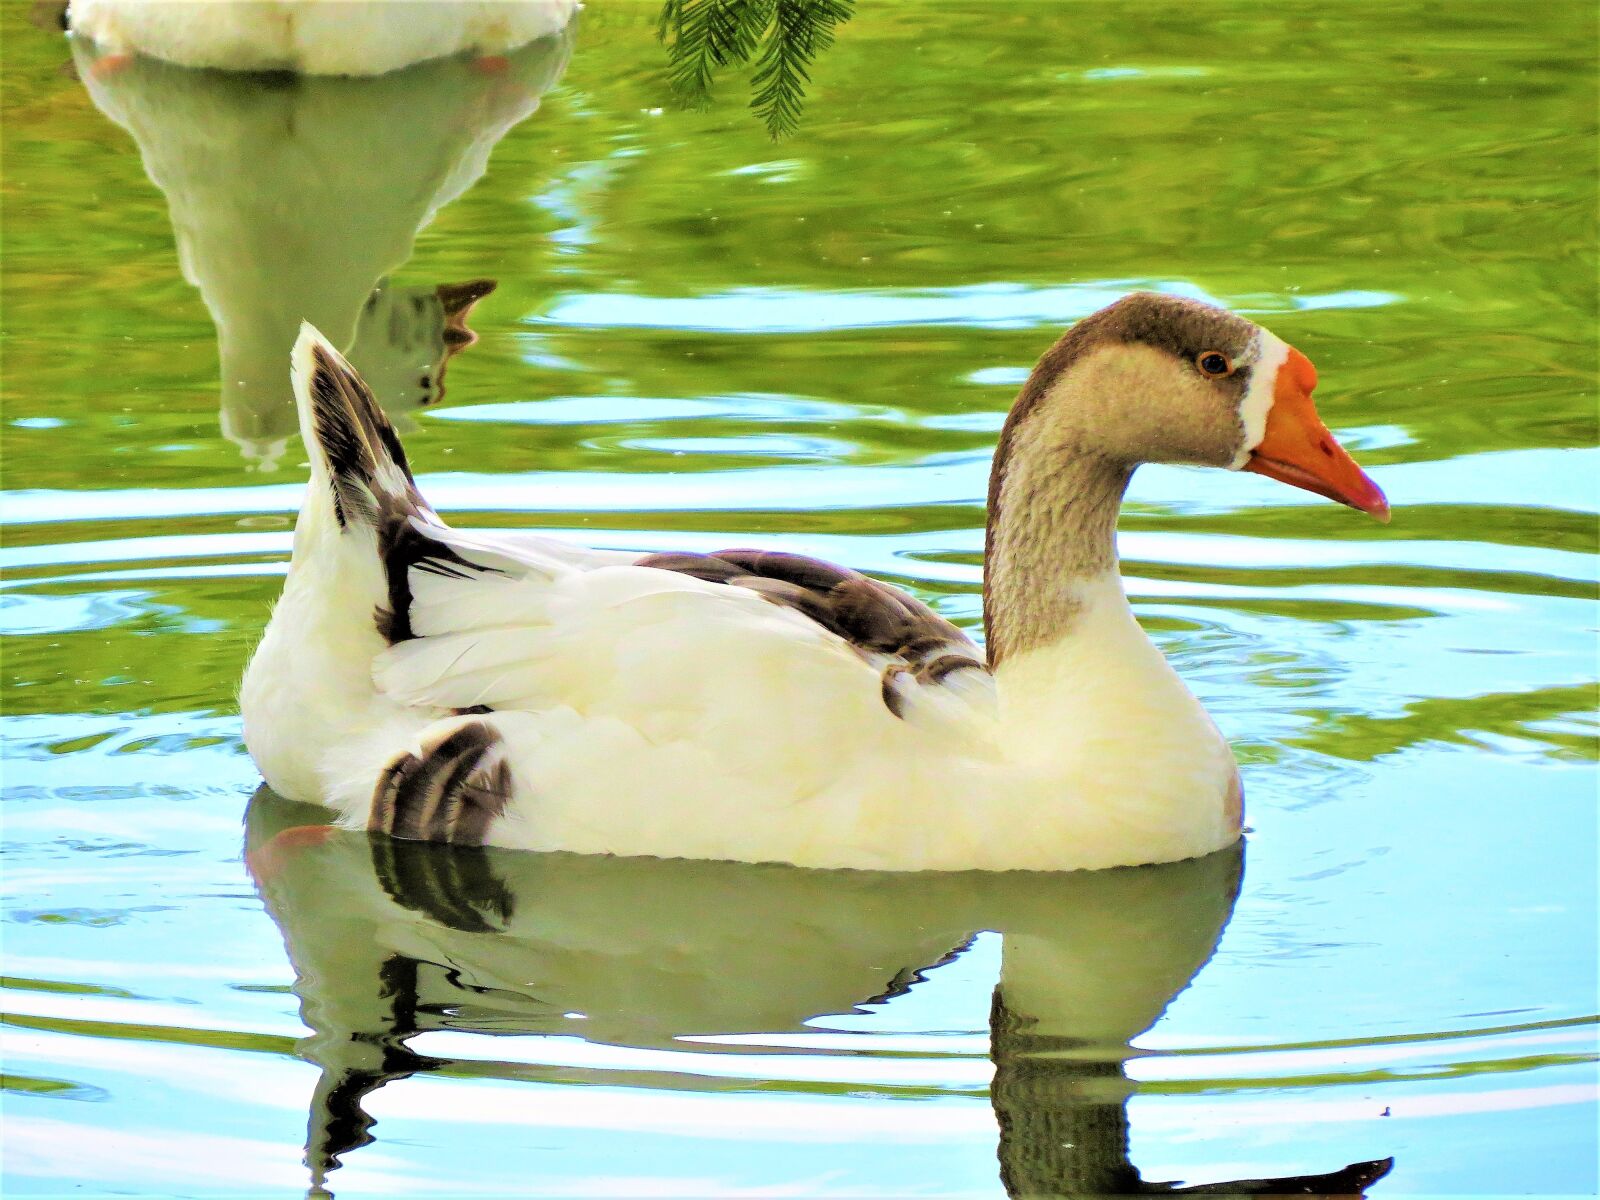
[290,321,427,535]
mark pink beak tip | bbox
[1360,485,1392,524]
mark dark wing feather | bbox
[637,547,987,717]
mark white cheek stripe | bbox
[1230,331,1290,469]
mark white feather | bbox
[1231,330,1289,469]
[70,0,580,77]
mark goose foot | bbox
[246,823,339,884]
[90,53,133,79]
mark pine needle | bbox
[657,0,855,137]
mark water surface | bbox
[2,3,1596,1195]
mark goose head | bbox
[985,292,1388,663]
[997,291,1388,516]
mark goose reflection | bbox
[246,789,1391,1197]
[70,23,573,465]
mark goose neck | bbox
[983,441,1132,666]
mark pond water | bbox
[2,3,1596,1196]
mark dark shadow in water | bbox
[70,25,573,466]
[245,787,1392,1197]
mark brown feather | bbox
[637,548,987,718]
[368,720,512,846]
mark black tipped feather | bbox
[369,720,514,847]
[373,522,483,646]
[300,330,496,646]
[305,341,418,530]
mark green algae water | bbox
[2,3,1596,1195]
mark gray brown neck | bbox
[983,435,1132,666]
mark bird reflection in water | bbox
[70,23,573,465]
[245,790,1392,1197]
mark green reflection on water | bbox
[1,0,1595,1195]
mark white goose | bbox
[68,0,577,76]
[242,293,1389,872]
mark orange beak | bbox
[1244,347,1390,522]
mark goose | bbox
[240,293,1389,872]
[246,787,1392,1195]
[67,0,577,77]
[73,27,571,464]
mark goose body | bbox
[68,0,577,76]
[242,294,1388,872]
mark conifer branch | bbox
[657,0,855,137]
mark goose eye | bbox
[1196,350,1233,377]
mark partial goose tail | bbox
[290,321,430,539]
[243,325,446,798]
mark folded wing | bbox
[371,524,996,761]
